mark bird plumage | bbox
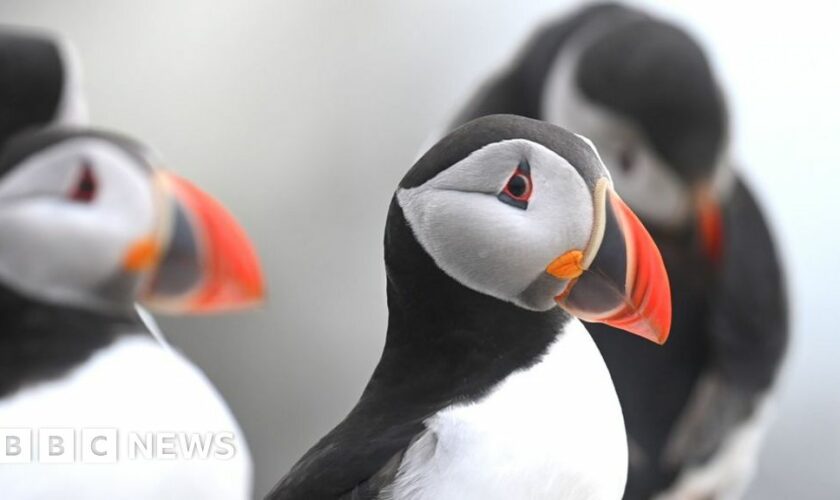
[271,115,672,499]
[449,4,788,498]
[0,294,252,500]
[0,127,263,498]
[0,28,87,147]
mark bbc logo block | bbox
[1,428,236,462]
[0,428,32,464]
[38,428,75,464]
[1,428,118,463]
[82,428,117,464]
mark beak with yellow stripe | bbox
[549,178,671,344]
[0,128,264,314]
[396,115,671,345]
[125,170,264,314]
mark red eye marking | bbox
[498,160,532,209]
[69,164,97,202]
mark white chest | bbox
[0,334,252,500]
[388,320,628,500]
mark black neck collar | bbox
[372,200,567,410]
[0,284,141,399]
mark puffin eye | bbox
[68,163,97,203]
[498,160,532,209]
[618,147,635,173]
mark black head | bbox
[0,127,263,315]
[391,114,670,341]
[577,18,726,180]
[391,115,606,310]
[0,128,264,399]
[0,28,87,147]
[541,7,729,232]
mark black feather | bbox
[0,31,65,150]
[0,283,142,399]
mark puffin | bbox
[451,3,788,498]
[0,27,88,146]
[269,114,671,499]
[0,127,264,499]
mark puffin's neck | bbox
[268,203,573,499]
[364,202,569,417]
[0,283,141,399]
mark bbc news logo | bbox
[0,428,238,463]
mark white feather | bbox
[53,35,89,126]
[653,397,774,500]
[386,320,628,500]
[0,334,252,500]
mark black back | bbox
[590,178,787,498]
[448,6,784,498]
[706,179,787,391]
[0,31,65,149]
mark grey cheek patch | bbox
[397,138,596,310]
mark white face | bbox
[0,138,157,310]
[397,139,597,311]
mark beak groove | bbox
[139,172,265,314]
[597,194,671,344]
[554,185,671,344]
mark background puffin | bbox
[451,3,788,499]
[0,127,264,499]
[0,27,87,146]
[269,114,671,500]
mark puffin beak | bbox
[127,171,265,314]
[694,184,723,263]
[549,181,671,344]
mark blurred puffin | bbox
[0,128,263,499]
[0,27,88,145]
[453,3,788,498]
[269,115,671,499]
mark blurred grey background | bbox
[0,1,837,498]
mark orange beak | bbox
[695,185,724,264]
[553,187,671,344]
[134,172,265,314]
